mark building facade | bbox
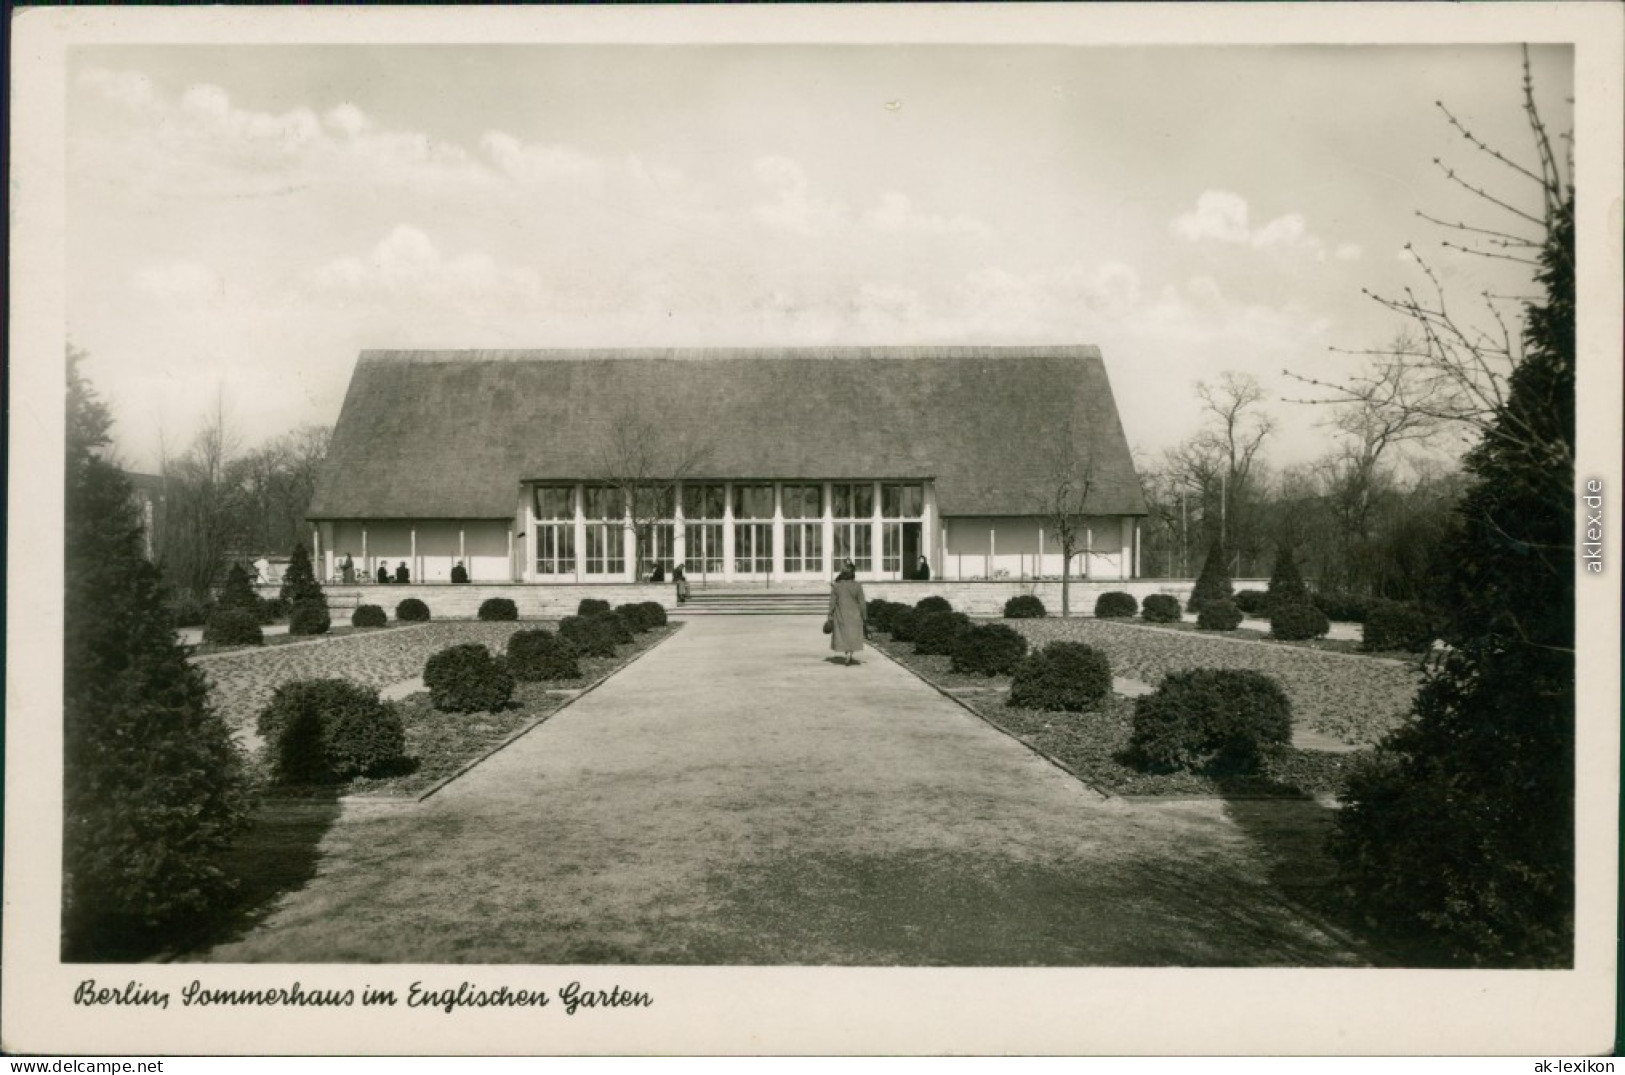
[307,346,1147,585]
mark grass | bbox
[873,632,1368,799]
[254,624,680,799]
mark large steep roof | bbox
[308,346,1147,519]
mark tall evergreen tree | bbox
[1331,190,1574,967]
[1186,539,1233,614]
[279,541,326,610]
[217,561,260,616]
[64,351,249,959]
[1266,544,1310,609]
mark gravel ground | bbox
[194,621,535,749]
[1000,617,1423,745]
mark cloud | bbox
[862,192,990,238]
[133,261,226,307]
[480,131,602,184]
[1172,190,1355,260]
[309,226,541,308]
[751,155,846,235]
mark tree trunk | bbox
[1060,542,1072,618]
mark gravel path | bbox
[197,615,1372,966]
[1003,618,1422,745]
[195,622,533,750]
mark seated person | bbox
[649,563,665,583]
[395,561,410,584]
[376,564,390,584]
[451,561,469,584]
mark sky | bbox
[65,42,1573,475]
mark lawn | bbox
[249,623,682,800]
[871,613,1417,798]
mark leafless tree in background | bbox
[594,409,713,581]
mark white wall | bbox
[942,516,1132,580]
[325,520,511,583]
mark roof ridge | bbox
[357,345,1103,364]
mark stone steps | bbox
[676,591,829,616]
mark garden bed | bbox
[991,618,1422,746]
[1121,617,1421,662]
[188,621,420,657]
[250,623,681,800]
[872,632,1370,799]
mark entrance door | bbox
[902,522,921,579]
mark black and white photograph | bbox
[5,2,1621,1058]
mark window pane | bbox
[584,486,621,520]
[535,523,576,574]
[534,486,573,520]
[682,483,725,520]
[883,522,902,571]
[902,484,923,517]
[882,484,922,518]
[733,484,773,519]
[783,484,822,519]
[684,522,723,575]
[852,483,874,518]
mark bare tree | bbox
[594,408,713,581]
[1038,449,1096,618]
[1287,47,1571,493]
[159,393,246,599]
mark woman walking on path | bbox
[828,562,867,665]
[673,564,690,604]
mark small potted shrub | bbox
[1003,594,1047,619]
[912,610,973,656]
[1141,594,1183,624]
[1270,602,1330,641]
[1196,600,1243,631]
[256,679,406,784]
[1094,591,1138,619]
[577,598,612,618]
[351,604,388,628]
[202,608,263,647]
[396,597,431,623]
[478,597,519,622]
[1008,642,1112,712]
[423,644,514,713]
[506,628,581,681]
[288,600,332,636]
[949,623,1029,676]
[1128,668,1291,775]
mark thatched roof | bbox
[308,346,1147,520]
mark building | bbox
[307,346,1147,586]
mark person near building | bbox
[916,555,931,581]
[673,564,690,604]
[376,563,390,584]
[395,561,410,584]
[341,553,355,584]
[451,561,469,584]
[827,563,868,666]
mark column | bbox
[1120,516,1133,580]
[623,499,637,583]
[869,481,882,578]
[821,481,834,578]
[507,525,515,583]
[674,489,687,571]
[361,527,368,578]
[410,527,417,583]
[573,484,586,584]
[922,483,936,580]
[770,483,785,580]
[524,498,537,583]
[722,482,735,582]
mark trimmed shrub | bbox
[203,608,263,647]
[478,597,519,622]
[423,643,514,713]
[506,628,581,681]
[288,601,332,636]
[1266,545,1311,610]
[351,604,387,628]
[914,595,953,616]
[1187,540,1233,614]
[1196,599,1243,632]
[1361,600,1435,653]
[577,598,612,618]
[1233,590,1271,617]
[1128,669,1292,775]
[1312,590,1373,623]
[166,594,211,628]
[278,541,326,612]
[1003,594,1047,619]
[912,610,973,656]
[613,603,652,632]
[217,562,262,618]
[636,601,669,628]
[887,606,922,643]
[949,623,1029,676]
[1008,642,1112,712]
[259,596,288,622]
[868,599,908,634]
[1270,602,1330,641]
[256,679,405,784]
[396,597,431,623]
[1141,594,1183,624]
[558,615,617,657]
[1094,591,1138,619]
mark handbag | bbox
[822,617,834,635]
